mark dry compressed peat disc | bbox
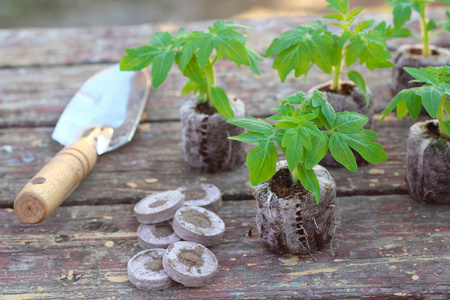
[134,190,184,224]
[176,183,222,212]
[138,221,181,249]
[172,206,225,246]
[128,248,176,290]
[163,241,218,287]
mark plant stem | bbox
[332,48,343,91]
[292,166,300,184]
[437,96,448,138]
[203,60,215,107]
[420,6,430,57]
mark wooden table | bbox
[1,11,449,299]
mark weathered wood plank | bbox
[0,10,447,68]
[0,59,396,127]
[1,114,418,208]
[1,195,449,298]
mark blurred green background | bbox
[0,0,395,28]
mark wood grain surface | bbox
[1,196,449,299]
[1,9,449,299]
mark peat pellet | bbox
[134,190,184,224]
[172,206,225,246]
[163,241,218,287]
[138,221,181,249]
[176,183,222,212]
[128,248,176,290]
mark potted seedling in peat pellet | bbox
[227,91,387,254]
[380,66,450,204]
[265,0,393,166]
[388,0,450,95]
[120,21,262,172]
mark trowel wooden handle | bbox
[14,138,98,224]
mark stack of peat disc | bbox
[127,183,225,290]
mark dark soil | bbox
[425,121,442,139]
[196,102,217,116]
[319,83,354,96]
[409,48,439,56]
[268,168,309,199]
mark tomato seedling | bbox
[387,0,450,56]
[380,66,450,139]
[227,90,387,203]
[120,21,262,119]
[265,0,394,106]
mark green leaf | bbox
[404,90,422,119]
[359,41,394,70]
[210,86,234,119]
[347,8,364,20]
[212,20,251,31]
[226,116,276,135]
[273,41,310,82]
[120,46,165,71]
[265,28,305,57]
[181,80,199,95]
[283,126,312,150]
[295,163,321,203]
[329,133,357,171]
[228,132,266,143]
[323,13,345,20]
[392,1,412,29]
[246,139,278,186]
[380,88,419,122]
[416,85,445,117]
[345,38,365,67]
[151,50,175,89]
[304,133,329,170]
[442,120,450,140]
[390,27,414,38]
[355,20,375,32]
[404,67,439,85]
[337,31,352,48]
[179,39,198,71]
[325,0,349,13]
[282,128,305,172]
[213,33,250,66]
[246,45,263,75]
[396,99,409,118]
[274,129,287,153]
[333,111,368,133]
[181,56,204,85]
[307,34,334,74]
[444,101,450,115]
[344,132,387,164]
[427,19,437,31]
[174,27,190,39]
[197,34,215,68]
[347,70,369,106]
[150,31,173,48]
[311,90,336,124]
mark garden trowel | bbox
[14,64,151,224]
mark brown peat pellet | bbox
[128,248,176,290]
[176,183,222,212]
[172,206,225,246]
[138,221,181,249]
[163,241,218,287]
[134,190,184,224]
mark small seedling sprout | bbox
[387,0,450,57]
[380,66,450,139]
[120,21,262,119]
[227,90,387,203]
[264,0,394,106]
